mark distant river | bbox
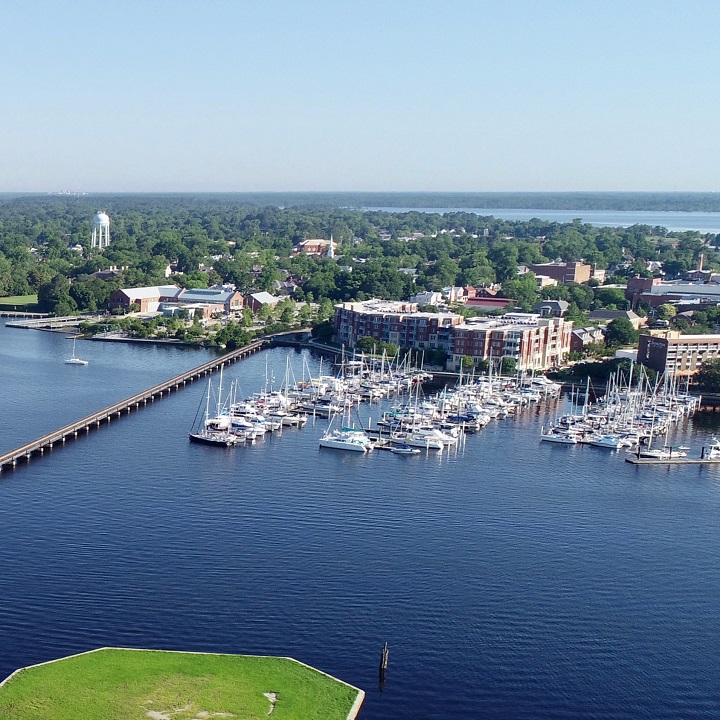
[2,323,720,719]
[364,207,720,233]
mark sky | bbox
[1,0,719,193]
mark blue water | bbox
[2,324,720,719]
[364,208,720,234]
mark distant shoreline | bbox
[3,191,720,213]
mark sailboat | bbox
[189,378,238,447]
[65,337,89,365]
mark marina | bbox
[3,324,720,720]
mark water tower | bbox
[91,211,110,249]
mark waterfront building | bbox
[108,286,242,315]
[333,300,571,371]
[108,285,181,313]
[449,313,572,371]
[638,330,720,376]
[333,300,462,353]
[174,287,243,314]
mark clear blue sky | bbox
[2,0,718,192]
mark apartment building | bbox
[333,301,572,371]
[333,300,462,352]
[450,314,572,371]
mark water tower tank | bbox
[91,211,110,249]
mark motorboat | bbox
[707,438,720,459]
[540,430,579,444]
[588,435,634,450]
[390,443,421,456]
[319,427,373,452]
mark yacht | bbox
[319,427,374,452]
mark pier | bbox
[4,314,104,329]
[626,456,720,465]
[0,339,267,473]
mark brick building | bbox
[333,300,572,371]
[527,261,592,284]
[638,330,720,377]
[333,300,462,353]
[450,314,572,371]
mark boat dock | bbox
[626,456,720,465]
[0,339,267,473]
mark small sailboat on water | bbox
[65,337,88,365]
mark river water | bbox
[364,208,720,234]
[2,323,720,719]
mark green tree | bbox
[696,358,720,392]
[500,272,539,310]
[655,303,677,320]
[604,318,639,347]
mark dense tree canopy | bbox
[0,194,717,318]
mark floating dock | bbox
[626,457,720,465]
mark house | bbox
[91,265,125,281]
[587,309,646,330]
[534,300,569,318]
[570,326,605,354]
[410,291,443,307]
[443,286,466,303]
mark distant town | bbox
[2,194,720,388]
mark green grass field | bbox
[0,648,363,720]
[0,294,38,310]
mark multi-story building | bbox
[527,261,592,284]
[449,314,572,371]
[333,300,462,353]
[333,301,572,371]
[638,330,720,376]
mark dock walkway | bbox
[0,339,267,473]
[626,456,720,465]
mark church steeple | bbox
[327,234,335,259]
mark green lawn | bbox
[0,294,38,309]
[0,648,363,720]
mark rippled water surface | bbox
[2,323,720,719]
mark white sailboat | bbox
[65,337,88,365]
